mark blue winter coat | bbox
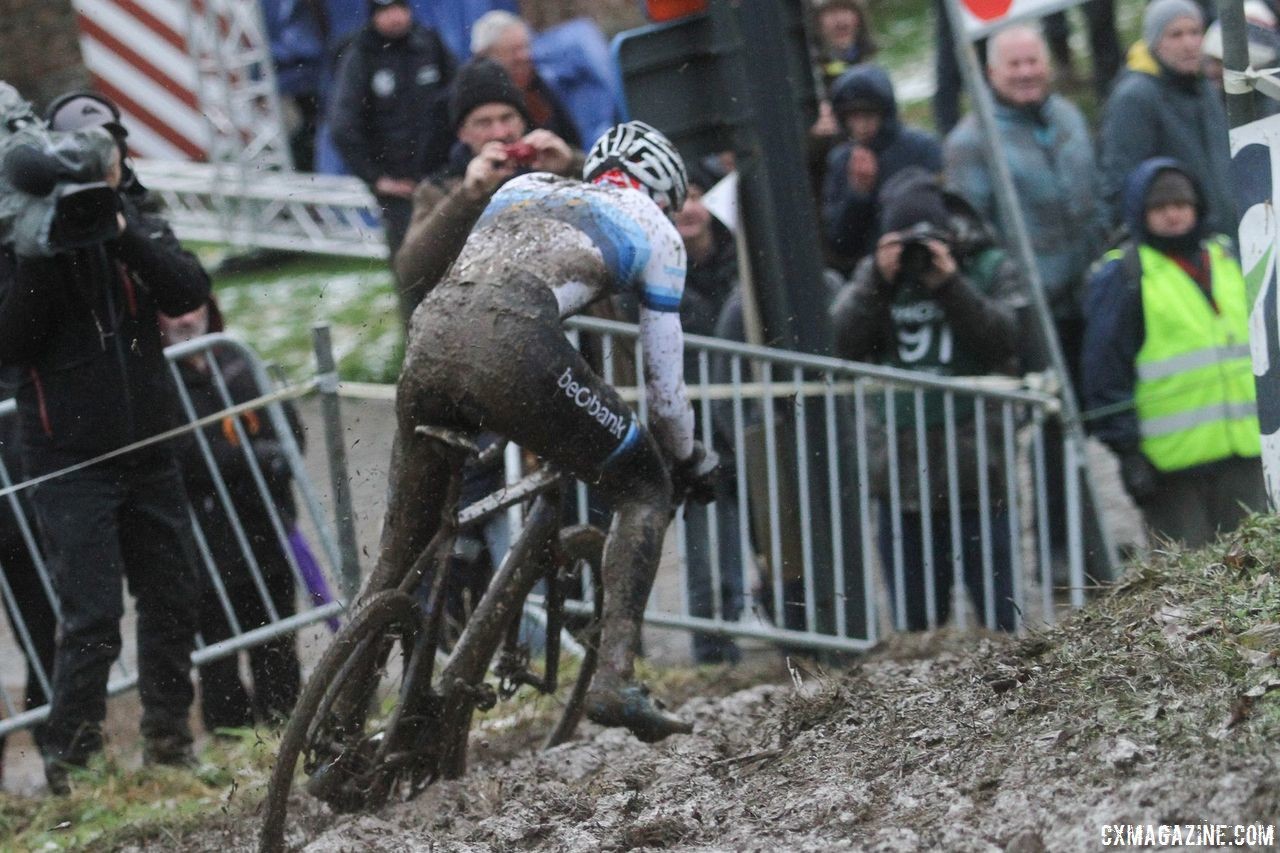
[944,94,1106,319]
[821,65,943,265]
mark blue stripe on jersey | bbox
[478,186,651,288]
[641,286,682,312]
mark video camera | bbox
[0,82,121,257]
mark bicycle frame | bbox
[367,435,589,783]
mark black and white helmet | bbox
[584,120,688,212]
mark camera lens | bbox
[899,242,932,280]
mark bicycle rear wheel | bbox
[258,590,424,853]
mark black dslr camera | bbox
[896,221,951,281]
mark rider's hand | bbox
[521,129,573,175]
[461,141,518,202]
[672,441,720,505]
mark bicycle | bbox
[258,426,605,853]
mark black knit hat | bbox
[1145,169,1198,209]
[448,58,532,131]
[879,167,952,235]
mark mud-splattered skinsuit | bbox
[378,172,694,687]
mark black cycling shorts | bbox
[399,276,656,486]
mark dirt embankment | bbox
[146,517,1280,853]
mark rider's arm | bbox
[636,211,695,463]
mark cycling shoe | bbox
[585,684,693,742]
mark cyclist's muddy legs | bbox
[593,441,672,686]
[363,424,450,603]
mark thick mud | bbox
[150,640,1278,851]
[110,517,1280,852]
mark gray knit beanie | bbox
[1143,0,1204,50]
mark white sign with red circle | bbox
[958,0,1084,37]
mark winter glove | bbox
[672,441,721,506]
[1118,448,1160,506]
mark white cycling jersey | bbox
[453,172,695,462]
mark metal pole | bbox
[941,0,1117,578]
[312,324,362,600]
[1219,0,1257,128]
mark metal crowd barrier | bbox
[0,330,357,739]
[552,316,1085,653]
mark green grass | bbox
[209,253,403,384]
[0,729,280,852]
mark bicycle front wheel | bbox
[259,590,423,853]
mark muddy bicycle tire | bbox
[544,524,606,749]
[258,590,422,853]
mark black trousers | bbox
[29,457,199,761]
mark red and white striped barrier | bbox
[72,0,209,161]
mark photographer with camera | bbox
[831,167,1024,632]
[0,86,210,793]
[394,58,581,326]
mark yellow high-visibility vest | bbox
[1132,240,1260,472]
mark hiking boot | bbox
[585,683,692,743]
[142,733,197,769]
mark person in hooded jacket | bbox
[830,168,1025,632]
[0,90,210,791]
[327,0,457,258]
[1099,0,1234,235]
[158,298,305,735]
[821,65,943,273]
[1083,158,1264,548]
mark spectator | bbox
[470,10,583,149]
[261,0,328,170]
[1083,159,1264,548]
[807,0,876,202]
[328,0,457,258]
[822,65,943,272]
[158,299,304,735]
[946,24,1105,338]
[0,250,56,783]
[1041,1,1122,98]
[830,169,1024,632]
[945,23,1106,563]
[1100,0,1234,235]
[811,0,878,94]
[394,58,581,317]
[673,162,744,664]
[0,88,210,793]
